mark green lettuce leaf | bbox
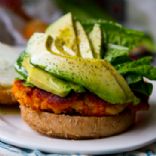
[104,44,130,63]
[129,81,153,96]
[115,57,156,80]
[81,19,155,51]
[124,74,142,85]
[113,56,155,96]
[15,51,28,79]
[116,56,152,67]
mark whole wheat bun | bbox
[0,88,17,105]
[20,105,135,139]
[0,42,22,105]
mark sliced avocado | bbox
[22,55,85,97]
[25,34,85,96]
[89,24,102,59]
[26,33,48,55]
[30,49,139,105]
[75,21,93,58]
[26,33,60,56]
[46,13,78,56]
[105,62,139,104]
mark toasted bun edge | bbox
[20,105,135,139]
[0,87,17,105]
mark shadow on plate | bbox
[0,105,20,115]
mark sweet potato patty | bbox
[13,80,149,116]
[13,80,129,116]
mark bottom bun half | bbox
[0,88,17,105]
[20,105,135,139]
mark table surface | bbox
[0,140,156,156]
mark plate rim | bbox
[0,106,156,155]
[0,81,156,155]
[0,135,156,155]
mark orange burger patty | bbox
[13,80,148,116]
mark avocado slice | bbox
[26,33,60,56]
[46,13,78,56]
[75,21,93,58]
[22,55,84,96]
[26,33,48,55]
[89,24,102,59]
[24,34,85,96]
[29,48,139,105]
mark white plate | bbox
[0,82,156,155]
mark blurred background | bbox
[0,0,156,44]
[0,0,156,48]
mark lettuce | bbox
[82,18,155,97]
[15,51,28,79]
[124,74,142,85]
[129,81,153,96]
[81,19,155,51]
[112,56,156,96]
[115,57,156,80]
[103,44,155,97]
[104,44,130,64]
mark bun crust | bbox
[0,88,17,105]
[20,105,135,139]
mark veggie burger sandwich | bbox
[13,13,156,139]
